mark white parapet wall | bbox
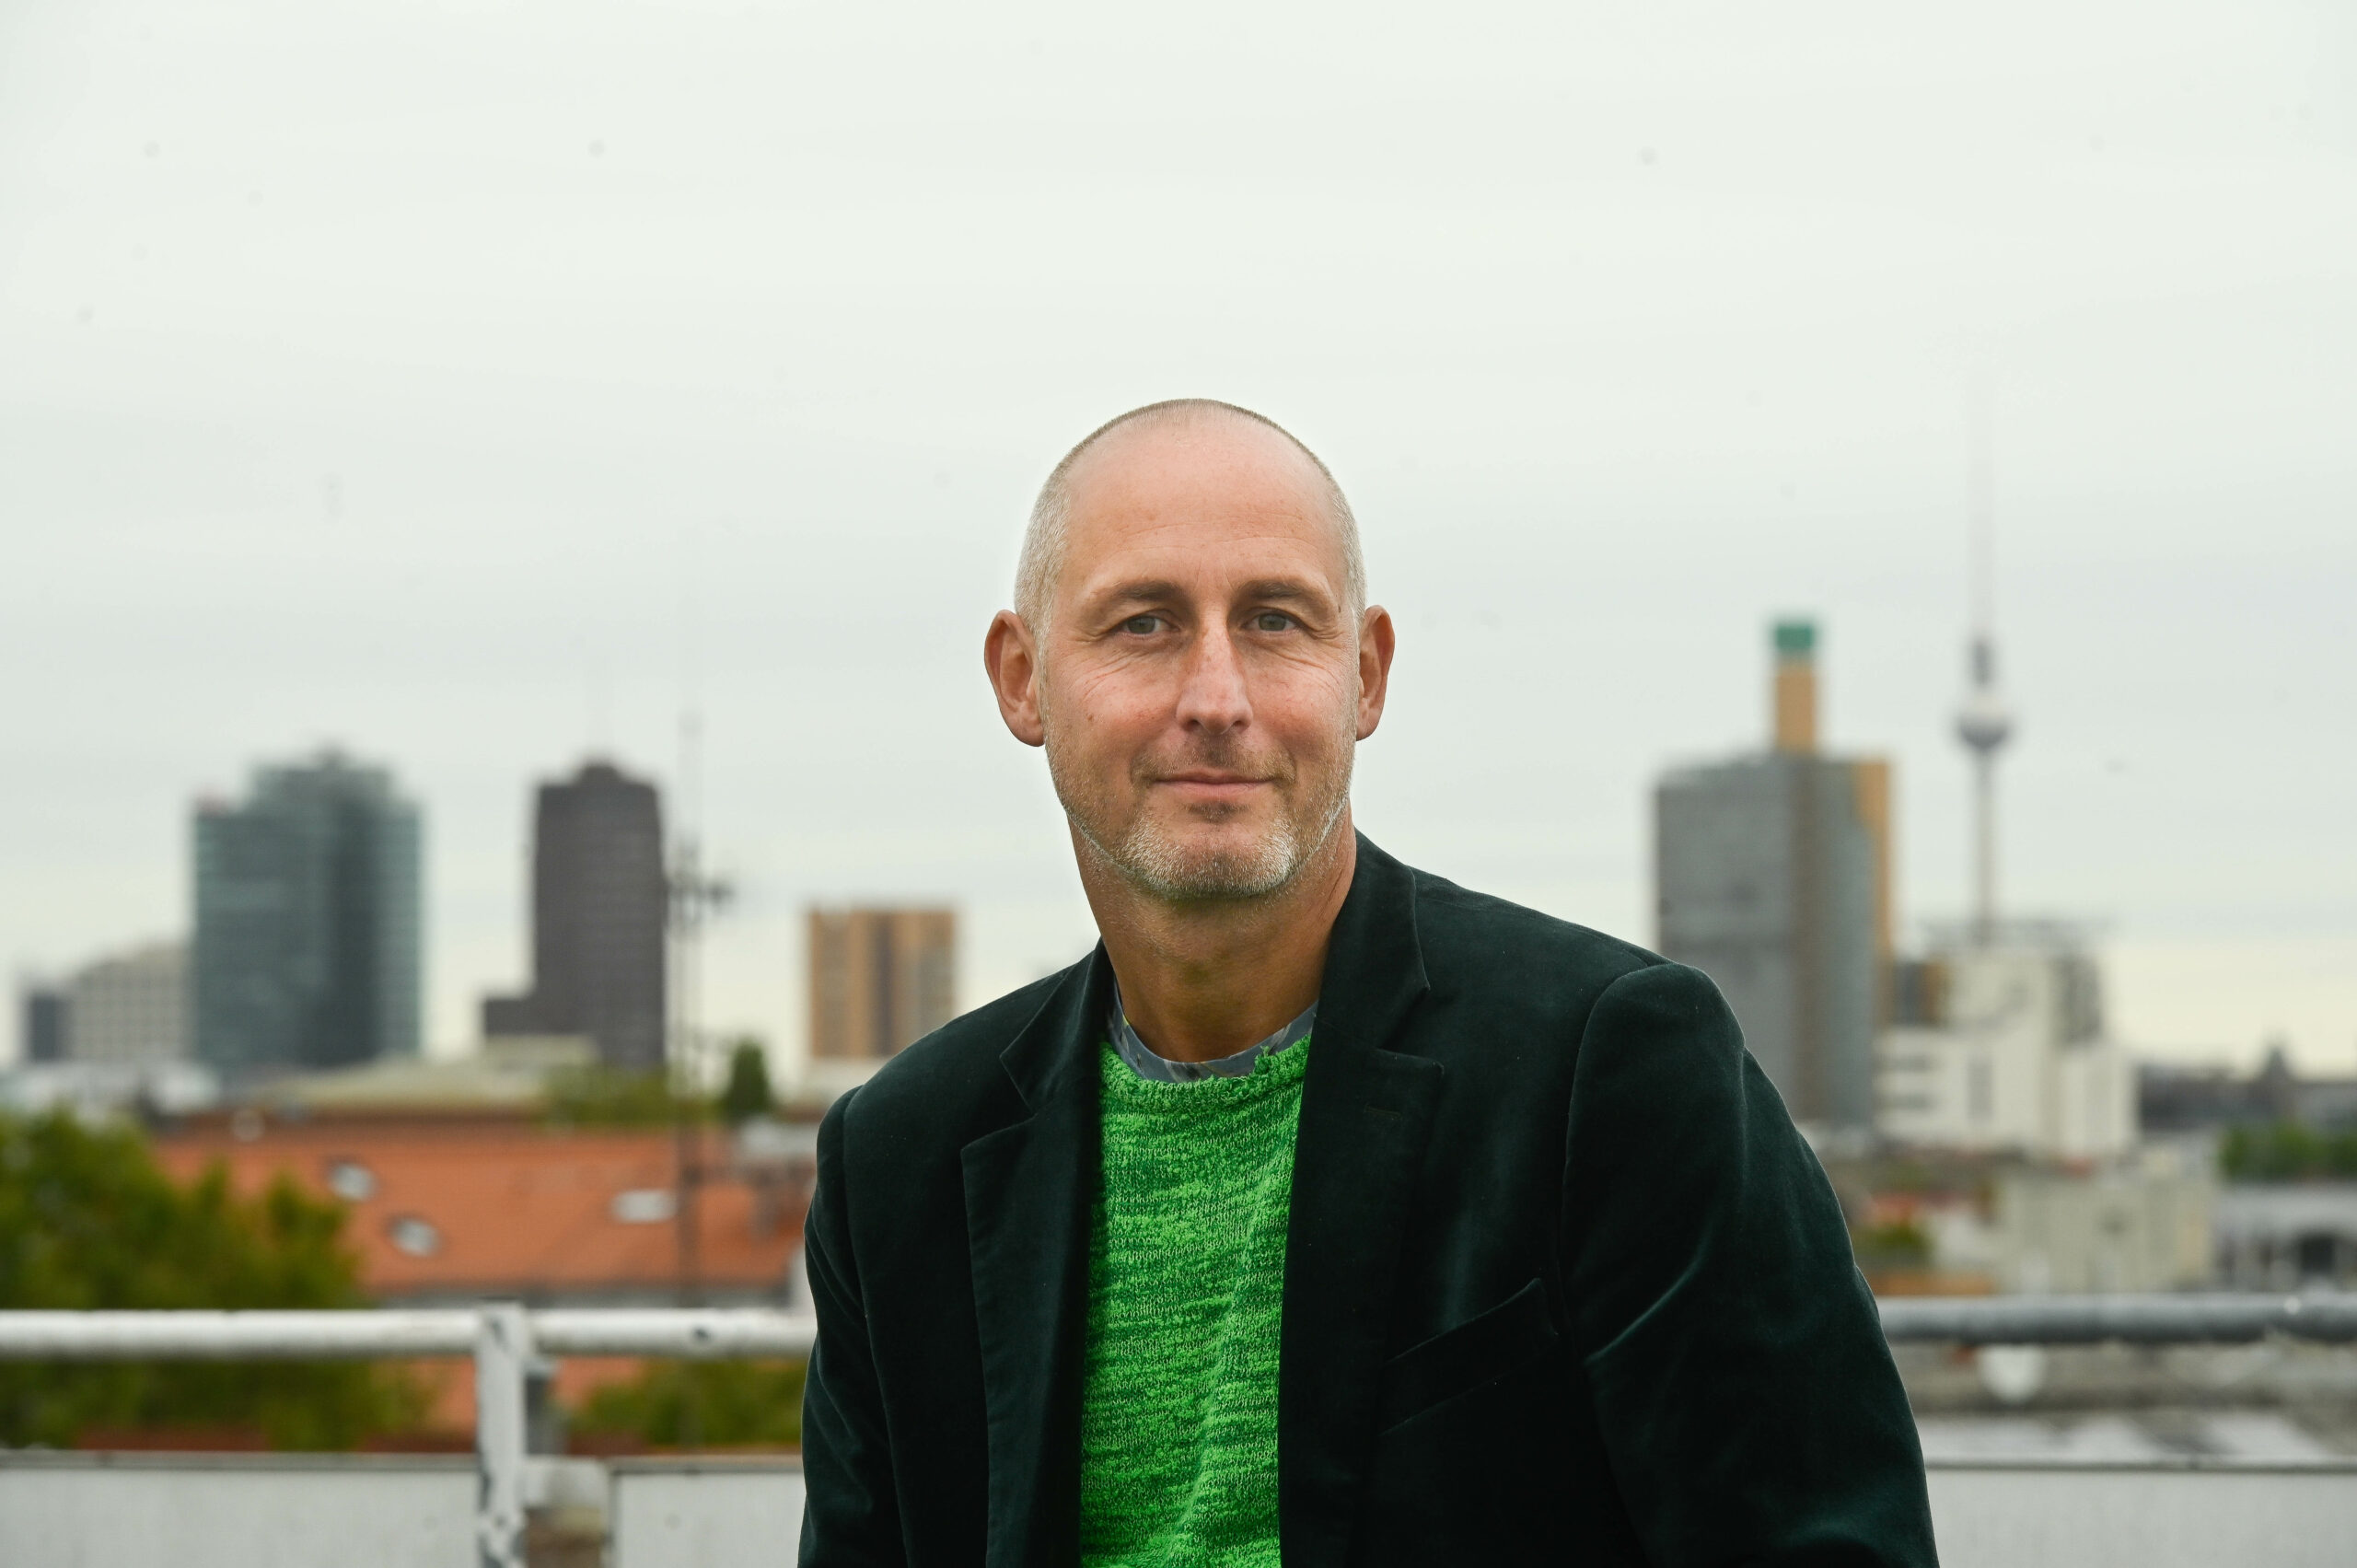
[1927,1459,2357,1568]
[0,1452,476,1568]
[609,1458,807,1568]
[5,1453,2357,1568]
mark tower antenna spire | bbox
[1955,375,2014,947]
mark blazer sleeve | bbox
[1559,962,1938,1568]
[798,1087,908,1568]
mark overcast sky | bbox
[4,0,2352,1075]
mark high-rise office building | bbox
[482,761,668,1073]
[807,908,957,1063]
[1655,621,1890,1132]
[193,751,423,1074]
[64,941,188,1064]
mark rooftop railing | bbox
[2,1294,2353,1567]
[1876,1291,2357,1345]
[0,1305,815,1568]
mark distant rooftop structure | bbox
[151,1109,809,1307]
[2141,1046,2357,1136]
[0,1059,219,1120]
[2216,1183,2357,1290]
[1917,916,2102,954]
[256,1034,598,1114]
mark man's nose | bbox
[1174,623,1251,735]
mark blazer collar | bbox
[959,947,1111,1567]
[1312,832,1433,1053]
[996,941,1117,1115]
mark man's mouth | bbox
[1154,772,1273,798]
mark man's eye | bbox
[1249,612,1295,633]
[1120,615,1163,635]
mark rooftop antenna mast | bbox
[668,531,732,1312]
[1955,377,2014,948]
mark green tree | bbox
[717,1039,776,1127]
[2220,1121,2357,1182]
[543,1066,710,1129]
[1852,1216,1933,1270]
[572,1359,805,1449]
[0,1111,424,1449]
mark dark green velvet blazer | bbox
[799,836,1937,1567]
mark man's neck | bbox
[1075,813,1357,1063]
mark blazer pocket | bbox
[1376,1278,1559,1434]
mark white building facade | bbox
[1991,1154,2214,1293]
[65,941,189,1064]
[1875,930,2136,1159]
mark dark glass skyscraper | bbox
[482,761,668,1073]
[192,751,423,1074]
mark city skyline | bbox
[3,0,2351,1072]
[10,573,2347,1082]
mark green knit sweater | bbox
[1077,1035,1309,1566]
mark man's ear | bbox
[984,610,1048,748]
[1355,604,1396,742]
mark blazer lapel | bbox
[1280,835,1445,1568]
[961,950,1111,1568]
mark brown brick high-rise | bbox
[807,908,956,1062]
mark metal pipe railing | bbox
[0,1308,480,1358]
[13,1297,2352,1358]
[530,1307,816,1358]
[1877,1292,2357,1345]
[0,1307,813,1568]
[1,1295,2351,1565]
[0,1307,816,1360]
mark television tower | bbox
[1955,384,2014,947]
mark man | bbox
[799,400,1936,1566]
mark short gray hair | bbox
[1014,399,1365,631]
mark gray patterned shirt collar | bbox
[1107,981,1318,1084]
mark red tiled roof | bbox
[152,1113,806,1301]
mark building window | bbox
[324,1158,377,1202]
[386,1215,442,1258]
[610,1189,677,1225]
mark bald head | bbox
[1014,400,1365,632]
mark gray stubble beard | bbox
[1044,711,1355,906]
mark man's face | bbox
[1004,416,1387,901]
